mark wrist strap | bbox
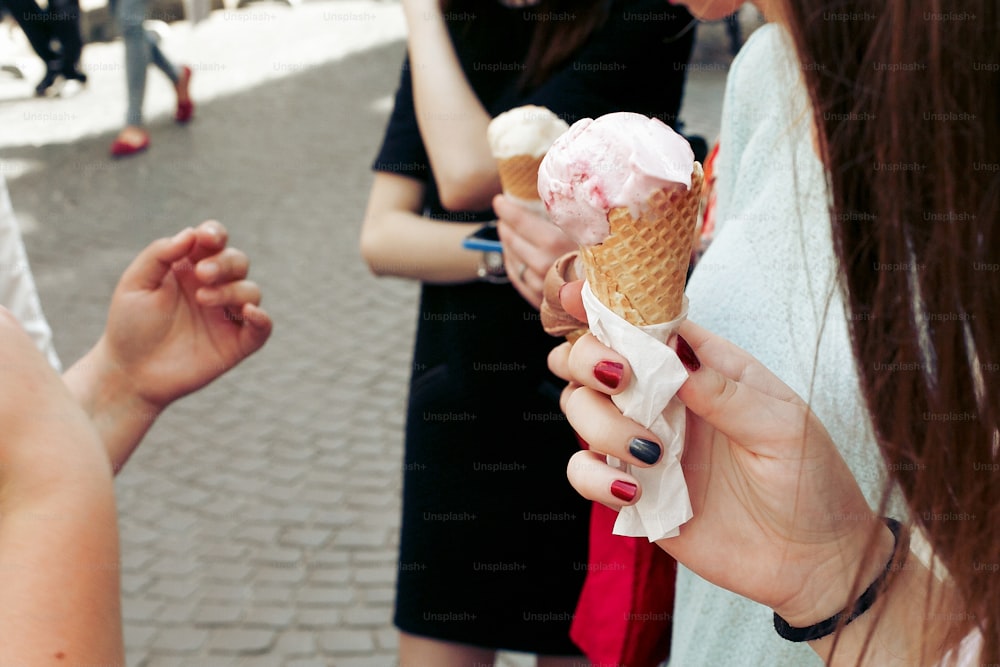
[773,517,907,643]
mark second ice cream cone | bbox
[497,154,546,202]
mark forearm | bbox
[402,0,500,209]
[63,337,163,473]
[361,207,484,283]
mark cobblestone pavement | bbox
[1,2,757,664]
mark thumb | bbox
[676,345,808,460]
[237,303,273,356]
[120,228,197,291]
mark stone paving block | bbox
[329,652,398,667]
[295,607,343,629]
[333,529,387,548]
[282,527,333,547]
[147,577,201,600]
[194,603,246,625]
[285,659,327,667]
[273,630,318,656]
[151,626,209,652]
[250,546,303,566]
[254,564,308,584]
[341,606,392,628]
[156,601,201,624]
[306,566,350,585]
[123,598,165,622]
[148,556,199,576]
[243,604,296,628]
[207,628,276,654]
[123,622,158,648]
[202,562,254,581]
[232,522,282,545]
[297,585,355,606]
[199,582,253,603]
[362,586,395,605]
[353,566,396,586]
[121,572,153,594]
[317,630,376,654]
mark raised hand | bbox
[98,220,271,408]
[63,221,273,470]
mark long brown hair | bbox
[782,0,999,662]
[440,0,612,89]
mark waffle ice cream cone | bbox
[488,105,569,211]
[496,154,546,201]
[581,162,703,326]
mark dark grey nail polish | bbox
[628,437,661,465]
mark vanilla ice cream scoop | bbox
[487,105,570,159]
[537,112,695,246]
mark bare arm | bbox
[360,171,485,283]
[0,309,123,665]
[401,0,500,211]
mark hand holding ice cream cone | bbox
[537,111,703,541]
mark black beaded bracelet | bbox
[773,517,906,643]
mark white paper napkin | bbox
[581,282,693,541]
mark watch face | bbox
[484,251,505,273]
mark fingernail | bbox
[610,480,637,502]
[171,227,192,243]
[558,281,570,305]
[628,437,662,465]
[593,361,624,389]
[676,335,701,372]
[200,262,218,280]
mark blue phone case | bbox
[462,226,503,252]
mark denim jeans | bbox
[110,0,179,125]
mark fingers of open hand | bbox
[237,303,273,350]
[189,220,229,260]
[196,279,261,309]
[567,449,641,508]
[194,247,250,286]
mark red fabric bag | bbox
[571,501,677,667]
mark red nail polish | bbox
[610,480,637,502]
[593,361,624,389]
[676,335,701,372]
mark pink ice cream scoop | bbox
[537,112,695,246]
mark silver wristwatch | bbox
[477,250,509,284]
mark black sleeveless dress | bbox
[371,0,694,653]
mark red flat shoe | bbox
[110,129,150,158]
[175,65,194,124]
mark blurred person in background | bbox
[359,0,696,665]
[108,0,193,157]
[1,0,86,95]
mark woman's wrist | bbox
[63,337,165,471]
[774,518,906,641]
[772,517,898,630]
